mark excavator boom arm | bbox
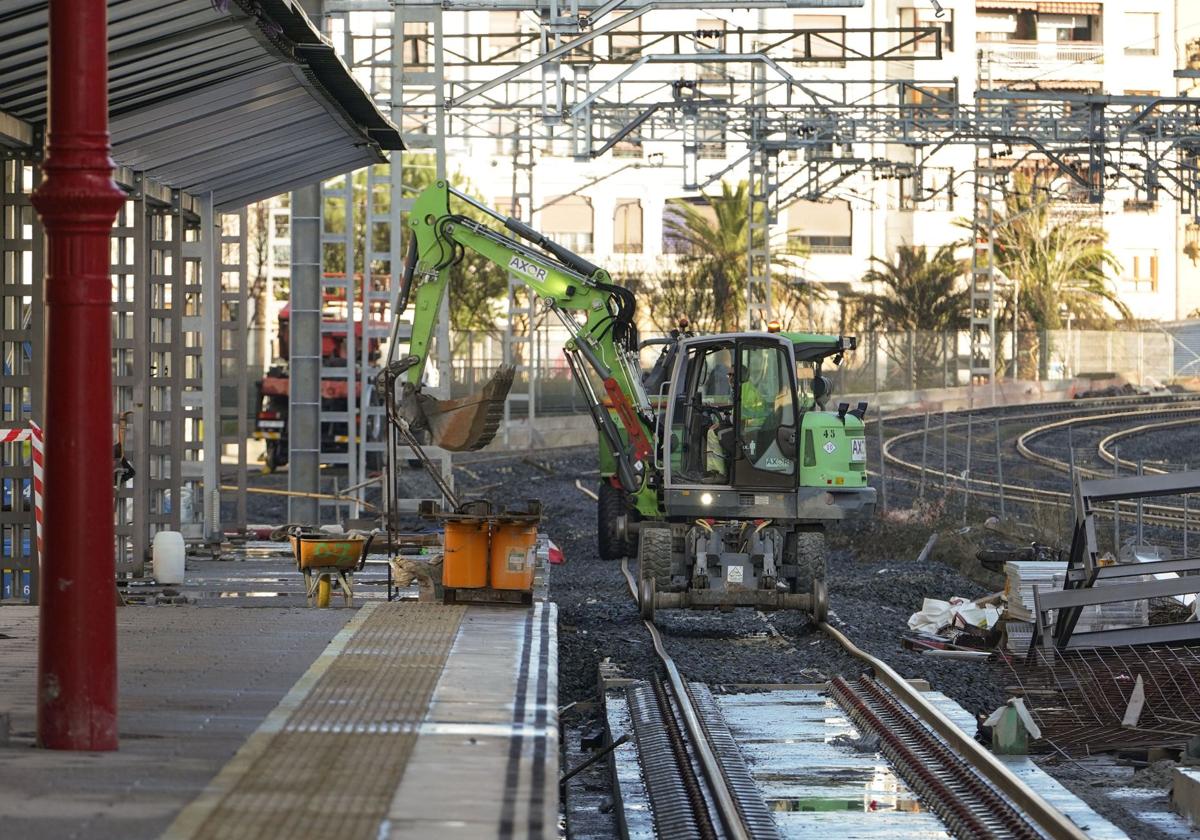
[392,180,654,496]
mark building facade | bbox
[371,0,1200,327]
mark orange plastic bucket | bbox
[489,522,537,591]
[442,521,489,588]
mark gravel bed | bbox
[1111,424,1200,470]
[233,439,1194,836]
[232,446,1008,711]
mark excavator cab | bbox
[632,331,876,622]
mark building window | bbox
[402,21,429,67]
[904,84,956,124]
[542,195,593,254]
[1126,250,1159,292]
[610,19,643,59]
[488,11,522,61]
[698,125,726,160]
[899,6,952,54]
[494,197,521,221]
[899,167,955,212]
[612,140,643,158]
[976,12,1019,44]
[614,200,643,254]
[787,199,852,254]
[1124,12,1158,56]
[663,199,718,254]
[794,14,845,67]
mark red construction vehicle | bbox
[254,289,388,472]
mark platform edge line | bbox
[158,603,378,840]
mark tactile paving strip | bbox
[187,603,466,840]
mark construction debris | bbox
[1004,645,1200,755]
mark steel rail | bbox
[817,622,1089,840]
[619,559,752,840]
[1096,416,1197,474]
[618,559,1088,840]
[882,403,1200,528]
[1013,406,1200,479]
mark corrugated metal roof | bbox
[0,0,403,210]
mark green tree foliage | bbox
[318,156,509,344]
[847,243,968,388]
[966,170,1128,377]
[992,171,1128,330]
[652,180,818,333]
[399,156,509,341]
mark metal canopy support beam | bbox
[388,2,452,504]
[111,182,142,572]
[288,183,322,525]
[503,134,538,445]
[198,192,222,544]
[149,195,184,541]
[319,173,358,523]
[218,209,249,534]
[179,204,206,539]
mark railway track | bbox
[881,396,1200,529]
[615,559,1089,840]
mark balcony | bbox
[978,41,1104,84]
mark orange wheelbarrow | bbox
[289,531,375,608]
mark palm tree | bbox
[848,243,969,388]
[658,180,819,332]
[988,171,1128,378]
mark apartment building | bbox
[360,1,1200,327]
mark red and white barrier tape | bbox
[1,422,43,560]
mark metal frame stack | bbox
[503,136,539,446]
[1031,471,1200,651]
[969,149,998,392]
[0,155,42,600]
[319,172,359,522]
[110,187,140,571]
[218,209,249,534]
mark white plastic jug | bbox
[152,531,186,585]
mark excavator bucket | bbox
[402,364,516,452]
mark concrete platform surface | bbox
[0,605,351,840]
[160,600,558,840]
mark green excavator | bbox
[379,180,875,620]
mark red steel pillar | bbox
[30,0,125,750]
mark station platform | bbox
[0,598,557,840]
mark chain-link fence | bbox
[832,327,1179,396]
[449,324,1197,419]
[870,409,1200,559]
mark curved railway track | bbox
[882,395,1200,529]
[616,559,1089,840]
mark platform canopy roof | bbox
[0,0,403,209]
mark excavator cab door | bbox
[664,335,799,491]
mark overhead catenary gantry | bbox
[324,0,1200,415]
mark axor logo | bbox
[508,255,548,281]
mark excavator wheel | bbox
[597,481,627,560]
[638,525,673,591]
[811,578,828,623]
[639,578,656,622]
[787,530,827,595]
